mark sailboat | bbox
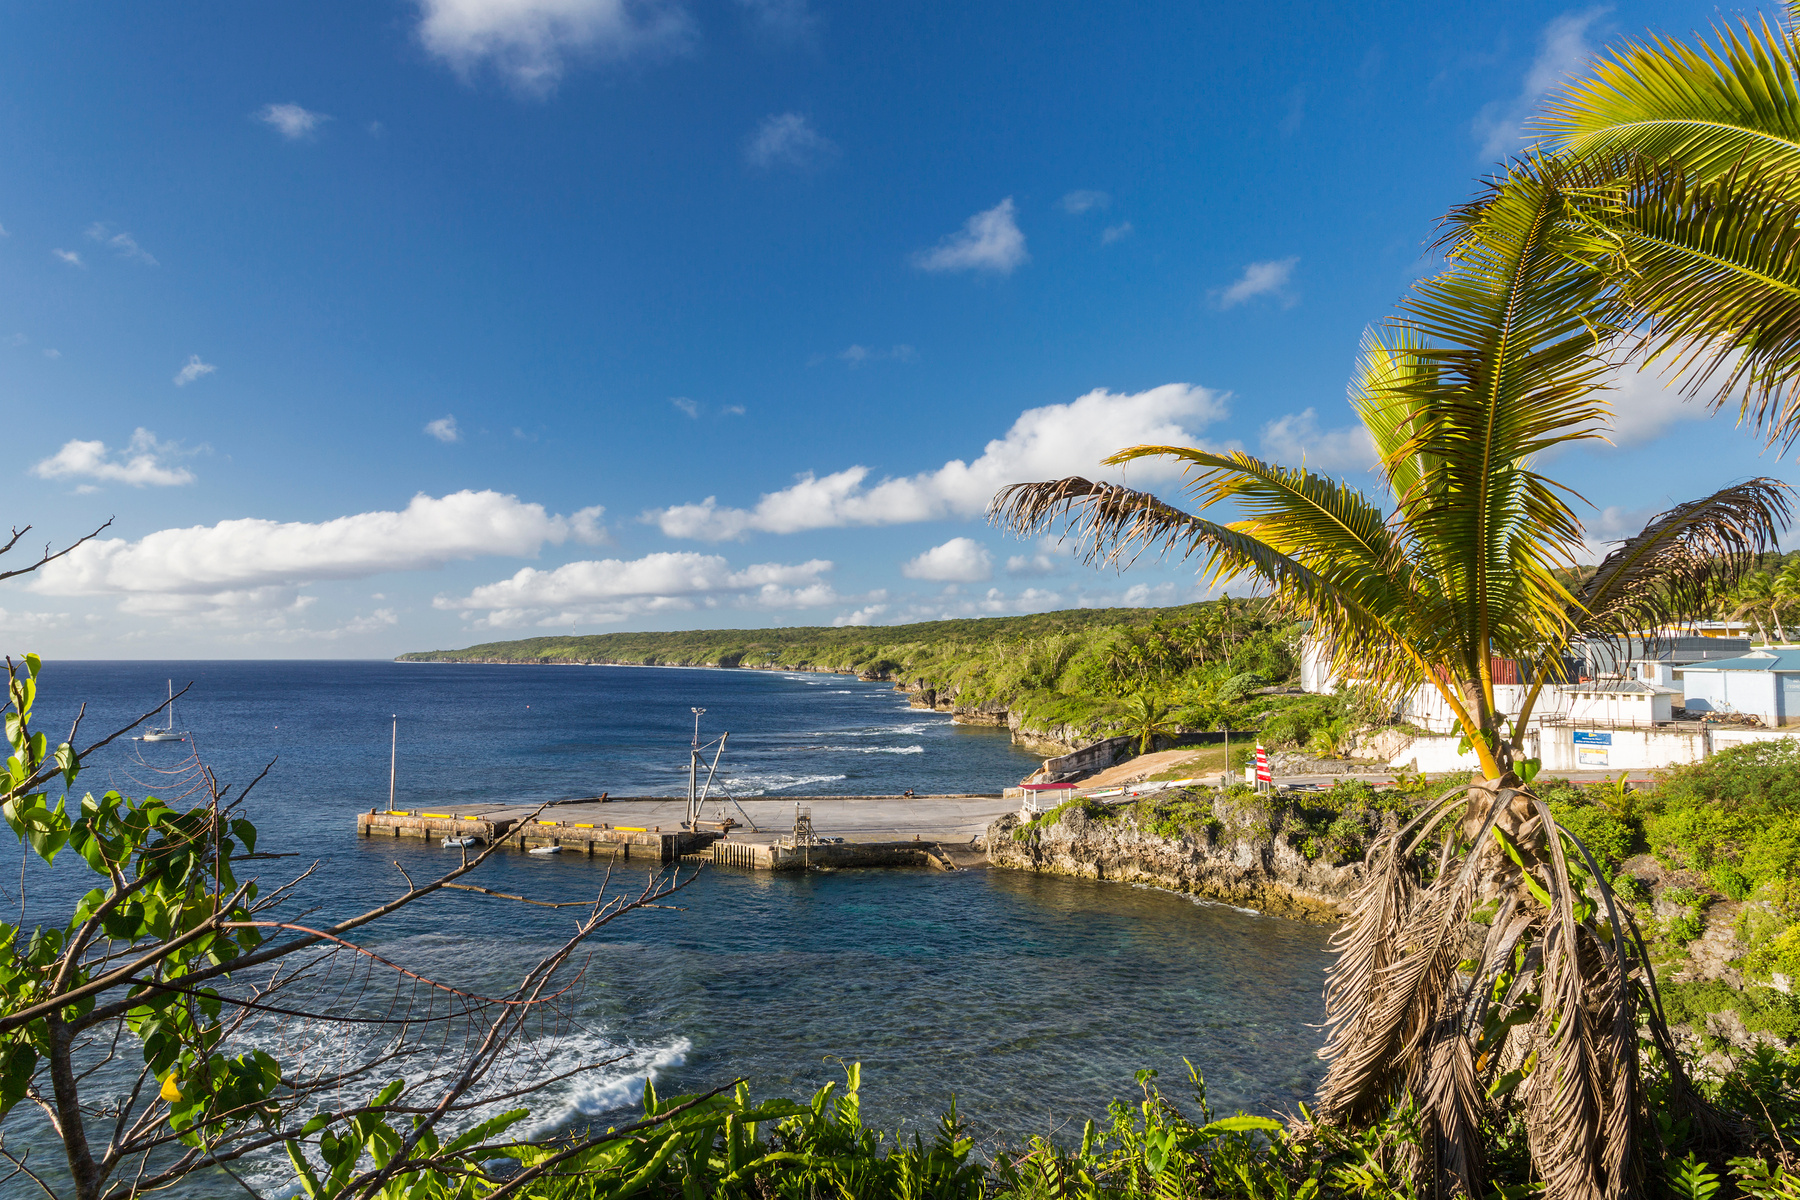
[140,680,188,742]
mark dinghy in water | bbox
[527,844,561,855]
[442,835,481,848]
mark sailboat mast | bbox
[166,679,174,731]
[389,715,397,810]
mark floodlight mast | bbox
[687,708,706,827]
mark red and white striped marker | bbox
[1255,744,1271,785]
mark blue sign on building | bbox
[1572,729,1612,766]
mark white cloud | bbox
[1599,355,1712,446]
[1006,546,1063,577]
[1258,408,1378,472]
[902,537,993,582]
[914,198,1028,275]
[744,112,833,169]
[647,383,1228,540]
[721,404,746,416]
[42,348,60,359]
[897,586,1065,622]
[1120,581,1178,607]
[32,429,197,488]
[1101,222,1133,244]
[1214,257,1298,309]
[415,0,691,95]
[734,0,813,40]
[52,249,83,268]
[1059,190,1110,214]
[0,222,9,237]
[436,552,839,627]
[1473,8,1607,159]
[425,415,462,442]
[30,492,609,610]
[832,603,888,627]
[0,607,72,633]
[258,102,330,139]
[831,343,916,368]
[173,355,216,386]
[670,397,699,418]
[85,222,157,266]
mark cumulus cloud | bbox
[85,222,157,266]
[1599,354,1713,446]
[1101,222,1133,244]
[828,344,916,368]
[415,0,691,94]
[1473,8,1607,159]
[30,492,609,613]
[646,383,1228,540]
[1006,546,1063,577]
[0,607,72,634]
[436,552,839,627]
[424,415,462,442]
[744,112,833,169]
[832,603,888,627]
[33,429,197,489]
[669,397,699,418]
[1059,190,1110,214]
[258,102,330,139]
[914,198,1028,274]
[1214,257,1299,309]
[52,249,83,268]
[734,0,813,40]
[173,355,216,386]
[901,537,993,582]
[898,586,1065,622]
[1259,408,1378,472]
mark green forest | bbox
[399,599,1381,754]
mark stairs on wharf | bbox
[356,793,1012,870]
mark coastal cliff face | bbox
[986,794,1363,923]
[897,679,1089,754]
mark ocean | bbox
[14,659,1331,1189]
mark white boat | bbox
[442,835,481,848]
[140,681,188,742]
[527,844,562,855]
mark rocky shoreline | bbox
[984,793,1363,924]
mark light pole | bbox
[687,708,706,827]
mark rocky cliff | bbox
[986,792,1365,923]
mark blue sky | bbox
[2,0,1791,658]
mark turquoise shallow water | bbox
[14,660,1332,1189]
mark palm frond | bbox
[988,468,1427,693]
[1571,477,1793,666]
[1579,158,1800,443]
[1540,16,1800,195]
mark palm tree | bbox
[991,165,1788,1197]
[1119,690,1177,756]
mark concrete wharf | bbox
[356,793,1013,872]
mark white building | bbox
[1680,649,1800,725]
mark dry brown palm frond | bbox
[1422,1020,1487,1200]
[1522,813,1616,1200]
[1318,786,1512,1132]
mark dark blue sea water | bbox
[13,660,1331,1190]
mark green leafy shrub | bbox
[1661,981,1800,1042]
[1644,742,1800,901]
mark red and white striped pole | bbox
[1254,744,1271,791]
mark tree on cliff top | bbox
[990,87,1794,1200]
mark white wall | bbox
[1683,669,1780,721]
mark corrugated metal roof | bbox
[1564,679,1661,694]
[1681,649,1800,672]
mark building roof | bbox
[1564,679,1662,694]
[1681,649,1800,673]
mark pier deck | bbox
[356,793,1013,871]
